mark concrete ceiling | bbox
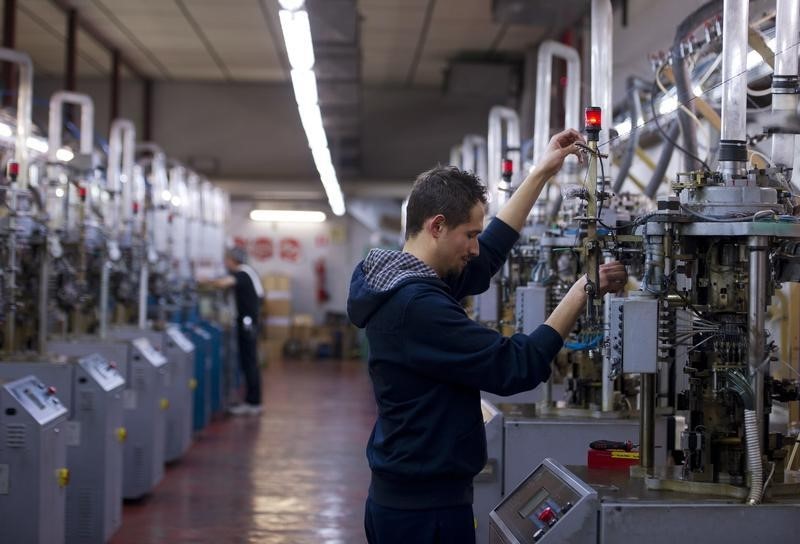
[2,0,585,200]
[10,0,550,87]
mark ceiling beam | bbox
[50,0,148,79]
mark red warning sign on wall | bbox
[279,238,301,262]
[251,237,273,261]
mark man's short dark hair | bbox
[405,166,488,240]
[226,246,248,265]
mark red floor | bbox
[111,358,376,544]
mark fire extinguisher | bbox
[315,258,330,304]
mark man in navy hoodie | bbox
[347,128,628,544]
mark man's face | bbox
[224,257,237,272]
[437,203,484,277]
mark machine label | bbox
[123,389,138,410]
[0,464,8,494]
[64,421,81,447]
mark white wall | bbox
[228,201,379,324]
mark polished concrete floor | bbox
[112,358,376,544]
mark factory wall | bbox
[227,201,381,324]
[33,76,499,181]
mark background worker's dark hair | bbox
[404,166,488,240]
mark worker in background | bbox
[208,246,265,416]
[347,128,628,544]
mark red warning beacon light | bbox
[501,158,514,180]
[584,106,602,142]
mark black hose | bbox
[671,0,723,171]
[613,77,649,193]
[645,121,680,198]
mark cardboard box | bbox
[260,339,284,364]
[262,275,290,292]
[291,314,314,342]
[265,299,292,316]
[264,315,291,341]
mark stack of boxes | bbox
[261,275,292,364]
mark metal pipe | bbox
[645,121,679,198]
[488,106,521,216]
[601,255,614,411]
[2,0,16,109]
[110,49,120,124]
[641,373,656,474]
[748,236,768,443]
[48,91,94,158]
[771,0,800,170]
[612,77,646,193]
[461,134,488,183]
[720,0,748,144]
[108,119,136,233]
[449,145,462,168]
[4,184,17,352]
[533,40,581,166]
[0,47,32,188]
[591,0,613,150]
[99,260,110,338]
[138,263,148,329]
[37,246,49,354]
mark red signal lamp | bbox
[501,159,513,177]
[584,106,602,141]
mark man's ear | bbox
[428,214,446,239]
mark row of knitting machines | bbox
[447,1,800,543]
[0,49,238,542]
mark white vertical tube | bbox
[534,41,581,166]
[488,106,521,216]
[108,119,136,238]
[461,134,488,184]
[449,145,463,168]
[0,48,32,188]
[720,0,748,143]
[48,91,94,158]
[591,0,613,151]
[771,0,800,169]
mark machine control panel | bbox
[3,375,68,425]
[490,458,596,543]
[132,338,168,368]
[166,327,194,353]
[78,353,125,392]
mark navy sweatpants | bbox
[364,498,476,544]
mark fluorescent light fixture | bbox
[279,6,346,216]
[249,209,326,223]
[27,136,48,153]
[298,103,328,150]
[55,187,65,198]
[279,9,315,71]
[278,0,305,10]
[290,69,318,106]
[162,189,172,202]
[55,148,74,162]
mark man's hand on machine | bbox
[597,261,628,296]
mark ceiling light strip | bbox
[278,1,346,216]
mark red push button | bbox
[47,386,57,396]
[538,507,556,526]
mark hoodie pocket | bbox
[450,420,487,476]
